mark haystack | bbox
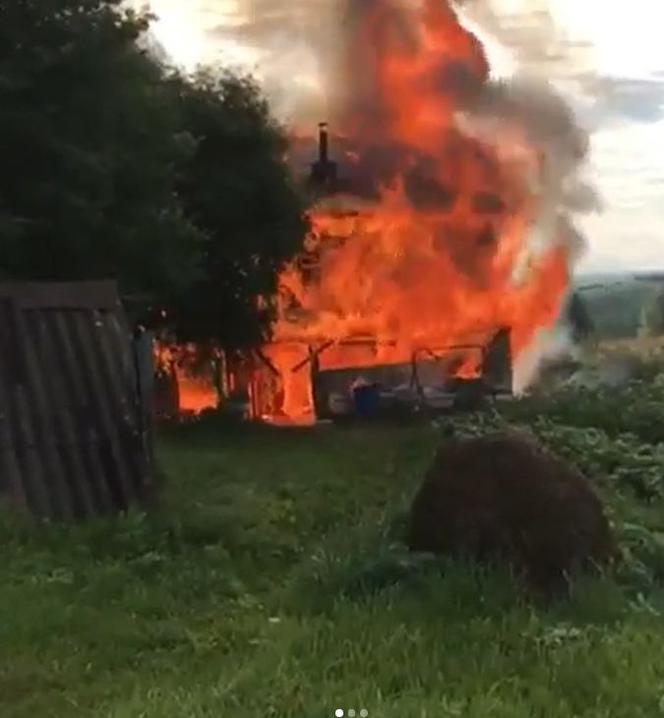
[407,430,616,593]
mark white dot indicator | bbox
[361,711,369,717]
[349,711,356,717]
[335,711,344,717]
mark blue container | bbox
[352,384,380,418]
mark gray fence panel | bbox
[0,281,154,520]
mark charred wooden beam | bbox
[291,340,335,373]
[253,349,280,376]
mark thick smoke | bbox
[215,1,597,208]
[459,75,599,386]
[455,0,596,79]
[211,0,599,388]
[207,0,343,124]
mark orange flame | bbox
[153,343,217,416]
[156,2,575,424]
[264,0,571,422]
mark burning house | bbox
[247,122,515,424]
[157,0,593,425]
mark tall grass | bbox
[0,411,663,717]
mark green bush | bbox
[503,376,664,445]
[445,412,664,501]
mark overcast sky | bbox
[145,0,664,275]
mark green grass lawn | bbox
[2,417,664,718]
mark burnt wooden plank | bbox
[130,330,156,488]
[253,349,280,376]
[133,330,155,424]
[91,310,148,501]
[291,341,334,373]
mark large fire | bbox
[155,0,591,424]
[264,0,581,422]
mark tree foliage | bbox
[0,0,307,348]
[0,0,202,295]
[165,70,307,348]
[566,291,594,343]
[639,288,664,338]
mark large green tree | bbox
[0,1,307,349]
[164,70,308,349]
[0,0,202,298]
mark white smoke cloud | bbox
[513,321,573,393]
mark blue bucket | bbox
[352,384,380,418]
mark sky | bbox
[144,0,664,275]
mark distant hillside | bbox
[571,272,664,339]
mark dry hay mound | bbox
[407,430,616,593]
